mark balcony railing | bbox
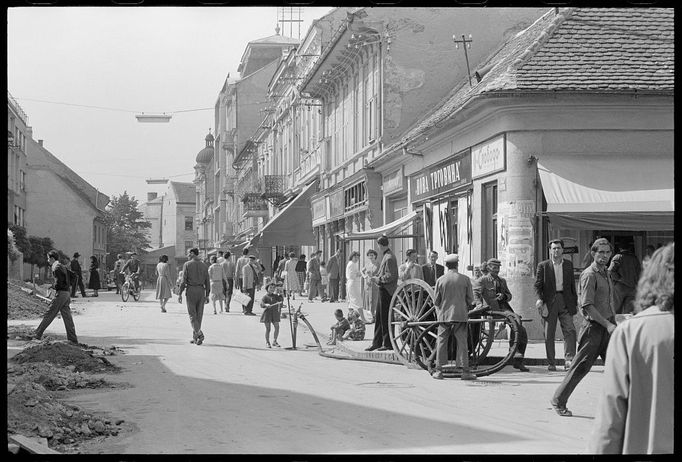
[241,193,268,218]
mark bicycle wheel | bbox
[132,287,140,301]
[121,283,130,302]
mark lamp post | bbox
[453,34,473,87]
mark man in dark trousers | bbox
[177,248,210,345]
[240,255,259,316]
[422,250,445,287]
[551,238,617,417]
[365,235,399,352]
[221,251,236,311]
[70,252,87,298]
[535,239,578,371]
[473,258,529,371]
[34,250,78,344]
[608,242,641,314]
[326,248,341,302]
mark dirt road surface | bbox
[8,289,605,454]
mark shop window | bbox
[482,181,498,260]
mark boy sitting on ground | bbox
[327,308,350,345]
[345,308,366,341]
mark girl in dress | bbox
[155,255,173,312]
[208,255,226,314]
[362,249,380,321]
[345,251,365,321]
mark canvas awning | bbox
[256,180,318,247]
[537,155,674,230]
[343,210,420,240]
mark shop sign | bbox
[311,196,326,224]
[563,246,579,254]
[472,134,505,179]
[409,149,471,203]
[383,167,404,196]
[329,190,344,219]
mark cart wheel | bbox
[468,313,496,363]
[121,283,130,302]
[388,279,437,366]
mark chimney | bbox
[147,192,158,201]
[38,140,43,147]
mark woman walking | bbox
[208,255,226,314]
[362,249,380,321]
[295,255,307,297]
[283,251,300,300]
[346,251,365,321]
[155,255,173,313]
[88,256,101,297]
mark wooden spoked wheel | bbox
[388,279,437,366]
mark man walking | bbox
[234,248,250,291]
[535,239,578,371]
[240,255,259,315]
[422,250,445,287]
[431,254,476,381]
[307,250,322,301]
[177,248,210,345]
[326,248,341,302]
[221,251,235,312]
[365,235,399,352]
[473,258,529,371]
[70,252,87,298]
[608,242,641,314]
[34,250,78,344]
[551,238,617,417]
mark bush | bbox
[7,228,21,262]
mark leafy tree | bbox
[7,228,20,262]
[8,224,30,255]
[26,236,54,280]
[104,191,151,268]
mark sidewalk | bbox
[282,292,598,369]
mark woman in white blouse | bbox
[346,251,365,320]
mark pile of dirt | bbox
[7,281,50,320]
[7,340,127,453]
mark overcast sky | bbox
[7,6,333,206]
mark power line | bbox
[13,97,213,115]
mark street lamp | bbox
[135,113,172,123]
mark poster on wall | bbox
[498,200,535,279]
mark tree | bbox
[7,228,20,262]
[26,236,54,280]
[8,224,30,256]
[104,191,152,268]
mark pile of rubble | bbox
[7,338,127,453]
[7,280,51,320]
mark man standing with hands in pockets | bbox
[535,239,577,371]
[178,248,210,345]
[365,234,399,352]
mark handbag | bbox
[232,290,251,306]
[362,309,374,324]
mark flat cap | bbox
[376,235,389,246]
[444,254,459,263]
[487,258,501,266]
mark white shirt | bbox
[552,259,564,292]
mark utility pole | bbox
[453,34,473,87]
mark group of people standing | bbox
[68,252,102,298]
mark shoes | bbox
[190,339,196,344]
[461,372,477,381]
[214,310,217,314]
[548,365,557,371]
[365,346,379,352]
[326,340,335,346]
[377,346,391,351]
[244,312,256,316]
[272,341,280,347]
[266,342,271,348]
[161,308,167,313]
[82,294,88,298]
[550,400,573,417]
[513,363,530,372]
[564,360,572,370]
[226,309,230,312]
[196,337,203,345]
[431,370,444,380]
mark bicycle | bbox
[121,273,141,302]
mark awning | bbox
[538,156,674,231]
[256,180,318,247]
[343,210,420,240]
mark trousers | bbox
[308,278,320,300]
[436,322,469,369]
[224,278,234,309]
[612,282,636,314]
[35,291,78,343]
[328,278,339,302]
[541,293,577,365]
[553,320,611,407]
[185,286,205,339]
[243,287,255,313]
[71,275,86,297]
[371,287,393,349]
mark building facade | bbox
[7,91,29,228]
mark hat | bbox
[73,252,80,258]
[376,235,389,246]
[131,252,137,256]
[487,258,501,266]
[249,255,256,259]
[406,249,417,256]
[444,254,459,263]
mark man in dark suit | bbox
[422,250,445,287]
[326,248,341,302]
[535,239,578,371]
[365,235,399,352]
[70,252,87,298]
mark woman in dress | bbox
[295,254,307,297]
[362,249,380,321]
[155,255,173,313]
[345,251,364,320]
[208,255,226,314]
[88,256,101,297]
[283,251,300,300]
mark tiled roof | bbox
[396,8,673,149]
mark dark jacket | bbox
[473,273,513,311]
[327,254,340,279]
[534,258,578,315]
[377,249,399,295]
[52,262,71,291]
[422,262,445,287]
[70,258,82,277]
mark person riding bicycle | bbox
[121,252,142,293]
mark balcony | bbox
[294,148,321,186]
[260,175,286,206]
[241,193,268,218]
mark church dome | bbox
[195,130,215,164]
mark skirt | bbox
[156,275,173,299]
[88,270,101,289]
[296,272,306,291]
[209,280,226,301]
[260,305,281,324]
